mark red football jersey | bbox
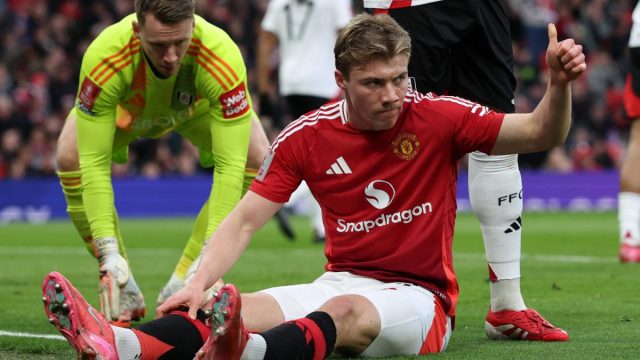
[251,91,504,315]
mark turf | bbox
[0,212,638,359]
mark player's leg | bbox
[456,1,568,340]
[43,271,212,359]
[56,111,94,253]
[336,283,452,357]
[620,49,640,262]
[157,193,239,305]
[450,0,525,315]
[159,114,269,304]
[196,279,332,359]
[198,283,341,359]
[388,0,566,341]
[198,275,450,359]
[55,110,145,326]
[156,197,209,305]
[619,120,640,262]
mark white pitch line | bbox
[0,330,65,341]
[454,252,617,264]
[0,246,617,263]
[0,246,180,256]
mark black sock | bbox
[262,311,337,360]
[135,310,209,359]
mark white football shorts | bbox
[259,271,452,356]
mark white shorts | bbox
[259,271,452,356]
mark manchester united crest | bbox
[392,131,420,160]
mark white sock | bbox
[469,152,526,311]
[619,192,640,246]
[468,152,522,280]
[112,326,141,359]
[489,278,526,311]
[241,333,267,360]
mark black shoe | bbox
[274,209,296,241]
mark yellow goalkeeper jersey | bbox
[73,13,253,240]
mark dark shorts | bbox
[371,0,516,113]
[624,47,640,122]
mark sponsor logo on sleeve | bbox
[77,78,102,116]
[219,83,250,119]
[256,148,275,182]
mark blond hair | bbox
[334,13,411,79]
[135,0,195,24]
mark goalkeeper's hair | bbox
[334,13,411,80]
[135,0,195,25]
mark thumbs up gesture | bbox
[546,23,587,85]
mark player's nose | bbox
[163,46,178,64]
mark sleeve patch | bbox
[77,78,102,115]
[219,83,250,119]
[256,148,275,181]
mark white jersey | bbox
[261,0,352,98]
[630,3,640,48]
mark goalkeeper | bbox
[55,0,269,326]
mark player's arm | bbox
[491,24,586,155]
[75,71,122,241]
[76,110,117,240]
[257,29,279,118]
[204,111,252,238]
[196,33,255,241]
[257,29,278,97]
[157,191,282,319]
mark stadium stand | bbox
[0,0,633,179]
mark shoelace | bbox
[522,310,555,330]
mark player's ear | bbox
[335,70,347,91]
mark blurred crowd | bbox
[0,0,634,179]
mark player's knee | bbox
[246,146,267,169]
[468,153,522,223]
[319,295,380,356]
[320,295,379,347]
[468,152,518,173]
[55,147,79,172]
[246,136,269,168]
[321,296,357,321]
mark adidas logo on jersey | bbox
[326,156,352,175]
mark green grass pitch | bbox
[0,212,639,359]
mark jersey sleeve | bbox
[192,19,255,238]
[422,95,504,158]
[450,99,504,157]
[250,131,306,204]
[75,33,131,240]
